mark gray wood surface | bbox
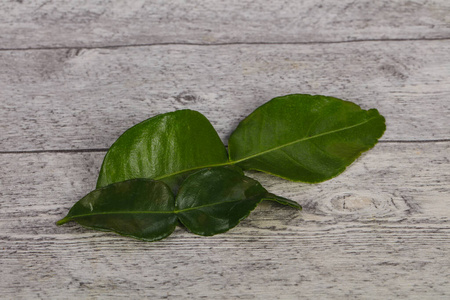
[1,0,449,48]
[2,143,449,299]
[1,0,449,299]
[1,41,449,151]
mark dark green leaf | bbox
[228,94,386,182]
[57,179,177,242]
[96,110,228,192]
[175,167,300,236]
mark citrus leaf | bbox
[57,94,383,242]
[57,179,177,242]
[175,167,301,236]
[96,110,228,192]
[228,94,386,182]
[57,171,300,241]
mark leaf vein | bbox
[231,116,381,163]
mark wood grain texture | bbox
[1,142,449,299]
[1,0,449,298]
[1,40,449,151]
[1,0,449,49]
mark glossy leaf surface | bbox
[228,94,386,182]
[96,110,228,192]
[57,179,177,242]
[58,169,301,241]
[176,167,300,236]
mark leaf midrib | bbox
[154,116,380,180]
[58,198,262,224]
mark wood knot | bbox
[314,191,414,220]
[330,193,379,212]
[174,92,203,104]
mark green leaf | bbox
[57,168,300,241]
[57,179,177,242]
[57,94,383,242]
[96,110,228,192]
[175,167,300,236]
[228,94,386,182]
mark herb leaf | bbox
[57,179,177,242]
[96,110,228,192]
[58,94,384,242]
[228,94,386,182]
[57,168,301,240]
[176,167,300,236]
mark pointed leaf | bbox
[96,110,228,192]
[175,167,299,236]
[228,94,386,182]
[57,179,177,242]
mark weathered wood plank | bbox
[1,41,449,151]
[2,224,449,299]
[1,0,449,49]
[1,142,449,298]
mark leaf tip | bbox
[285,202,302,210]
[56,217,69,226]
[265,193,302,210]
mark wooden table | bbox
[1,1,449,298]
